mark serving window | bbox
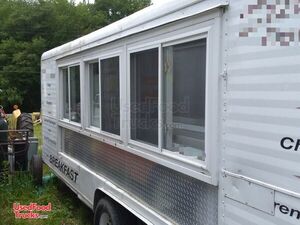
[162,39,207,161]
[89,62,100,128]
[62,68,69,119]
[129,36,209,165]
[130,48,159,146]
[101,56,120,135]
[87,56,121,137]
[61,65,81,123]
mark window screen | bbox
[101,56,120,135]
[130,48,158,146]
[70,65,81,123]
[163,39,206,160]
[89,62,100,127]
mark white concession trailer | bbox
[41,0,300,224]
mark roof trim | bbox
[41,0,228,60]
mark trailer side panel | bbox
[221,1,300,224]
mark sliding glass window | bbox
[130,48,159,146]
[87,56,120,136]
[101,56,120,135]
[62,68,69,119]
[89,62,100,127]
[70,66,81,123]
[163,39,207,161]
[62,65,81,124]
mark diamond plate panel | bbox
[64,129,218,225]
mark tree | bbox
[94,0,151,24]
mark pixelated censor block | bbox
[239,0,300,46]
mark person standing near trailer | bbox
[11,104,21,130]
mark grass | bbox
[0,124,93,225]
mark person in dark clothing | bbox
[0,109,8,171]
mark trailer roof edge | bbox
[41,0,228,61]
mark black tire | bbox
[30,155,43,186]
[94,198,134,225]
[17,113,33,137]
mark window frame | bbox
[127,44,161,153]
[161,34,209,167]
[59,63,81,127]
[99,53,122,140]
[87,59,100,131]
[127,25,218,177]
[84,50,123,141]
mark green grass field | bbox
[0,124,93,225]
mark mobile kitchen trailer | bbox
[41,0,300,224]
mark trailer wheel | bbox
[94,198,133,225]
[17,113,33,137]
[30,155,43,186]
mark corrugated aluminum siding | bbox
[221,0,300,224]
[64,129,219,225]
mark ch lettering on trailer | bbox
[49,155,79,183]
[280,137,300,151]
[275,202,300,220]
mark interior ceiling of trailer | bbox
[42,0,228,60]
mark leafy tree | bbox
[94,0,151,24]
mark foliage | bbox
[0,0,151,112]
[94,0,151,24]
[0,124,93,225]
[0,172,93,225]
